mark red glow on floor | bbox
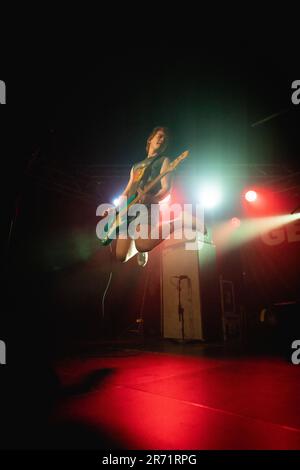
[52,351,300,449]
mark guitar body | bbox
[100,193,136,246]
[98,150,189,246]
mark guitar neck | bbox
[139,150,188,197]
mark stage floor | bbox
[48,339,300,450]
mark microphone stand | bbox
[178,278,185,341]
[172,275,190,342]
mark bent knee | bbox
[135,240,150,253]
[115,251,128,263]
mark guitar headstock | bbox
[167,150,189,172]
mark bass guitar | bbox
[99,150,189,246]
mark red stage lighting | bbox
[245,190,257,202]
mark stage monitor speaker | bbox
[161,236,222,341]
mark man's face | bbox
[149,130,166,152]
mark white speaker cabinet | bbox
[161,235,222,341]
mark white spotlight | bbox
[113,196,121,207]
[199,186,222,209]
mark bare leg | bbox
[135,219,178,253]
[115,210,206,260]
[115,237,138,263]
[135,213,206,253]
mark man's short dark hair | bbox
[146,126,169,154]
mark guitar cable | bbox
[101,244,113,319]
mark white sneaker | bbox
[137,251,148,267]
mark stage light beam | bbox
[214,213,300,251]
[231,217,241,228]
